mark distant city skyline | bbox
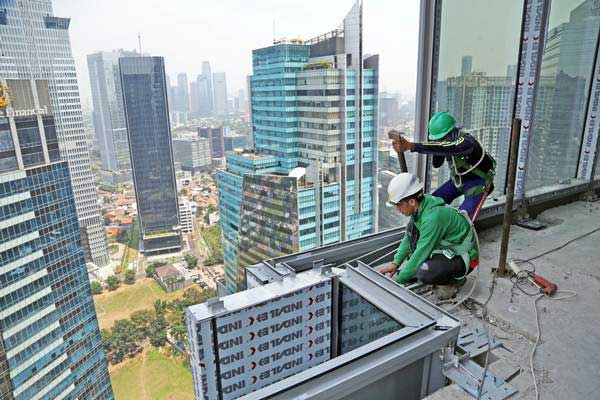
[53,0,420,108]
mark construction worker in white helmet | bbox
[379,172,479,289]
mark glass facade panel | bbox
[0,118,17,173]
[339,284,403,354]
[16,117,44,168]
[42,116,60,162]
[526,0,600,191]
[431,0,523,197]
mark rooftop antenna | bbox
[273,19,276,43]
[137,32,142,56]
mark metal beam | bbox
[414,0,438,189]
[513,0,551,199]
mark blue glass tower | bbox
[218,1,378,293]
[120,57,182,255]
[0,79,113,399]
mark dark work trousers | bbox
[432,177,487,220]
[415,254,468,285]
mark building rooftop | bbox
[155,264,180,279]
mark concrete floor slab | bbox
[432,200,600,399]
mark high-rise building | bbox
[0,0,110,267]
[189,80,200,116]
[224,133,246,151]
[0,78,113,399]
[120,57,182,254]
[178,200,193,233]
[198,126,225,161]
[461,55,473,76]
[87,49,137,185]
[379,94,400,128]
[175,72,190,112]
[172,137,211,174]
[217,1,378,293]
[197,61,214,117]
[212,72,228,115]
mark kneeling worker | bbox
[379,172,479,287]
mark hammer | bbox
[388,130,408,173]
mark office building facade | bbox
[120,57,182,254]
[172,137,211,174]
[212,72,228,115]
[217,1,378,293]
[198,126,225,161]
[223,134,246,152]
[87,50,137,184]
[0,0,110,267]
[0,78,113,399]
[174,72,190,113]
[178,200,193,233]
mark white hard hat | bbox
[386,173,424,207]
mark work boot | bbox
[434,278,467,301]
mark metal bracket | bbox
[457,327,502,358]
[443,358,517,400]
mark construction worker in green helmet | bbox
[378,172,479,291]
[391,111,496,220]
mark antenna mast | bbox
[138,32,142,56]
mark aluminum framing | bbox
[235,263,459,400]
[578,29,600,180]
[513,0,550,198]
[414,0,438,190]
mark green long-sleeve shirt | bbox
[393,194,478,284]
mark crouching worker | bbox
[379,172,479,291]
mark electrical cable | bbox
[523,227,600,262]
[476,227,596,398]
[530,290,577,400]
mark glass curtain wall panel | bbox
[526,0,600,191]
[430,0,523,198]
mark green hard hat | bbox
[428,112,457,140]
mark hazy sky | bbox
[53,0,420,108]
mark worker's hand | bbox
[378,263,399,276]
[392,136,415,153]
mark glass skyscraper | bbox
[0,79,113,399]
[0,0,110,267]
[120,56,182,254]
[87,50,138,186]
[217,1,378,293]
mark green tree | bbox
[182,287,215,305]
[106,275,120,291]
[100,328,112,354]
[124,269,136,284]
[115,231,128,244]
[107,319,143,363]
[130,309,155,338]
[145,264,157,277]
[169,320,187,343]
[90,281,102,295]
[184,254,198,269]
[149,301,168,347]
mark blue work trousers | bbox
[432,177,487,220]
